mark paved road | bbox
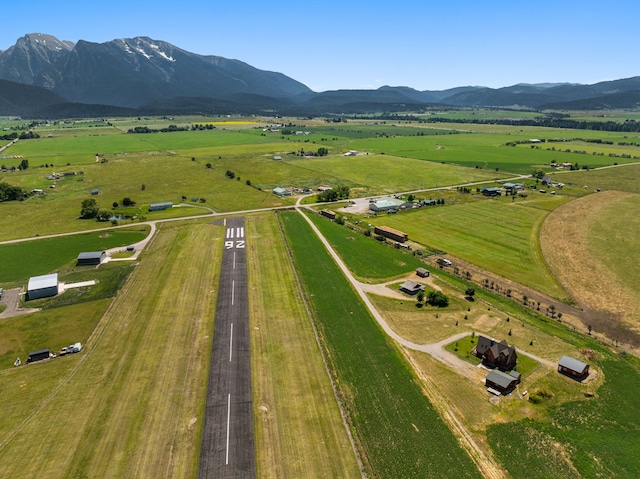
[198,217,256,479]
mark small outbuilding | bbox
[558,355,589,380]
[77,251,107,266]
[320,209,336,220]
[27,273,59,300]
[416,267,430,278]
[485,369,520,395]
[374,225,408,243]
[27,348,52,363]
[90,188,99,195]
[399,280,425,295]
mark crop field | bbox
[0,227,148,283]
[280,210,481,478]
[366,192,571,300]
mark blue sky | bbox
[1,0,637,92]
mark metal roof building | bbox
[558,355,590,380]
[77,251,107,266]
[149,202,173,212]
[369,197,411,212]
[27,273,59,300]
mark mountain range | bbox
[1,33,640,117]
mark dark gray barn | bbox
[77,251,107,266]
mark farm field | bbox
[541,190,640,338]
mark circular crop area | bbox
[541,190,640,337]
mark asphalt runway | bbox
[198,217,256,479]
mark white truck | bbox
[60,342,82,356]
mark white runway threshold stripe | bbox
[226,227,245,239]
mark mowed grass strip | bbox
[0,221,221,478]
[280,211,480,478]
[247,214,360,478]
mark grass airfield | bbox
[1,114,640,477]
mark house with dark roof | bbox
[473,336,517,370]
[558,355,589,380]
[485,369,520,395]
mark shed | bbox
[27,273,59,300]
[27,348,51,363]
[541,176,553,186]
[320,210,336,220]
[416,267,430,278]
[485,370,518,394]
[399,280,425,295]
[272,155,282,160]
[374,225,408,243]
[558,355,589,380]
[90,188,99,195]
[149,202,173,212]
[77,251,107,266]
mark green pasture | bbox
[1,128,277,168]
[0,227,148,283]
[0,152,287,240]
[488,353,640,478]
[0,299,110,369]
[555,163,640,195]
[286,153,507,195]
[307,213,425,280]
[367,193,570,300]
[280,210,481,478]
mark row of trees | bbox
[80,197,136,221]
